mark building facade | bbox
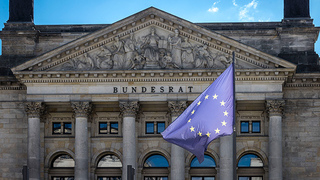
[0,0,319,180]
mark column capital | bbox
[266,99,285,116]
[119,101,139,117]
[71,101,92,118]
[25,102,46,118]
[168,101,187,117]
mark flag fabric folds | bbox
[161,63,235,163]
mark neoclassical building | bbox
[0,0,319,180]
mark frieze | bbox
[56,28,234,71]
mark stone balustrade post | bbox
[71,102,92,180]
[25,102,46,180]
[168,101,187,180]
[119,101,139,180]
[267,100,285,180]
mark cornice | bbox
[285,73,320,87]
[13,68,294,84]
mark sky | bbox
[0,0,319,55]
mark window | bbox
[238,177,262,180]
[145,122,165,134]
[143,154,169,179]
[50,154,74,180]
[237,153,264,180]
[144,177,168,180]
[96,154,122,179]
[238,154,263,167]
[240,122,249,133]
[97,177,121,180]
[99,122,119,134]
[240,121,260,134]
[97,155,122,168]
[252,121,260,133]
[52,122,72,135]
[52,177,74,180]
[190,155,216,179]
[191,177,215,180]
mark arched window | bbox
[49,154,74,180]
[95,154,122,180]
[237,153,265,180]
[189,155,216,180]
[143,154,169,180]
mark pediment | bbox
[12,7,296,74]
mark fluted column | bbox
[168,101,187,180]
[71,102,92,180]
[267,100,285,180]
[25,102,45,180]
[119,101,139,180]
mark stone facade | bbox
[0,1,320,180]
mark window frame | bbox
[52,122,73,135]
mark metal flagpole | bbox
[232,51,237,180]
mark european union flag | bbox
[161,63,235,163]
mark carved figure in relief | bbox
[111,36,126,69]
[77,53,95,70]
[160,52,180,69]
[142,27,160,62]
[96,46,113,69]
[168,29,182,67]
[124,32,135,64]
[181,37,195,68]
[130,52,146,70]
[194,45,214,68]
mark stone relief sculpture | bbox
[168,29,182,67]
[59,27,235,71]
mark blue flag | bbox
[161,63,234,163]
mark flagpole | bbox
[232,51,237,180]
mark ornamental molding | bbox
[11,7,296,75]
[25,102,46,118]
[14,69,293,84]
[71,101,93,118]
[168,101,187,117]
[266,100,285,116]
[119,101,139,117]
[285,74,320,87]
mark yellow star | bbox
[188,119,191,123]
[215,128,220,134]
[221,120,227,126]
[205,95,209,99]
[197,101,201,106]
[220,101,226,106]
[198,131,202,136]
[191,110,195,115]
[190,126,195,132]
[223,111,228,116]
[206,132,211,137]
[213,94,218,99]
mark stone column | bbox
[71,102,92,180]
[219,135,234,180]
[119,101,139,180]
[267,100,285,180]
[25,102,45,180]
[168,101,187,180]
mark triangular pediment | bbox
[12,7,296,74]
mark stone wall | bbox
[283,87,320,179]
[0,89,27,180]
